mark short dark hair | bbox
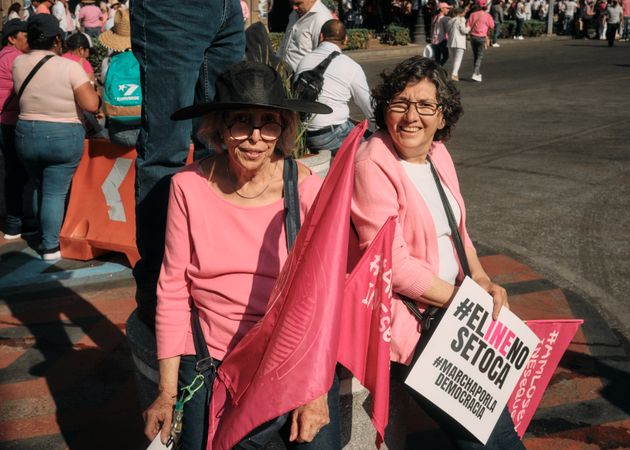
[2,31,18,47]
[65,32,91,51]
[321,19,346,43]
[371,56,463,142]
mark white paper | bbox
[405,277,540,444]
[146,432,173,450]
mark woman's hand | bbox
[143,390,176,444]
[289,393,330,443]
[476,277,509,320]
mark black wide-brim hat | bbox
[171,61,332,120]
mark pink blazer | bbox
[351,131,475,364]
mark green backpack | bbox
[103,51,142,124]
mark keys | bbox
[166,402,184,448]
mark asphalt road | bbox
[353,37,630,339]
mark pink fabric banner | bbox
[209,121,369,450]
[507,319,583,438]
[338,216,396,448]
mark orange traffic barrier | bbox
[60,139,194,266]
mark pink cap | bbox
[438,2,452,8]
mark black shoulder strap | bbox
[311,51,340,76]
[283,157,301,251]
[17,55,54,101]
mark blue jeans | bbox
[623,17,630,39]
[130,0,245,327]
[492,22,502,44]
[14,121,85,250]
[305,120,355,156]
[107,120,140,147]
[178,355,341,450]
[1,124,35,234]
[470,36,486,75]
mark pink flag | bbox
[507,319,583,438]
[338,217,396,448]
[209,121,369,450]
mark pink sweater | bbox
[351,131,474,364]
[0,46,22,125]
[156,161,322,361]
[467,11,495,37]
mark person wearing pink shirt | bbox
[0,19,34,240]
[352,56,519,449]
[35,0,53,14]
[142,62,341,450]
[622,0,630,40]
[467,0,494,82]
[62,32,95,81]
[78,0,103,37]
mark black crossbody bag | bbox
[400,155,472,335]
[190,157,300,449]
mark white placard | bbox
[146,432,173,450]
[405,277,540,444]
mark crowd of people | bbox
[0,1,135,259]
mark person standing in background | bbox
[0,20,34,240]
[78,0,102,38]
[130,0,245,329]
[467,0,494,82]
[491,0,504,46]
[277,0,333,72]
[51,0,68,38]
[605,0,624,44]
[431,2,452,66]
[447,7,470,81]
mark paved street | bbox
[1,36,629,449]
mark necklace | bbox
[227,159,279,200]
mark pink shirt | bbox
[623,0,630,15]
[467,10,495,37]
[62,52,94,76]
[13,50,90,123]
[0,46,24,125]
[351,132,474,364]
[36,4,51,14]
[79,4,102,28]
[156,161,323,361]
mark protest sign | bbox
[405,277,540,444]
[508,319,583,437]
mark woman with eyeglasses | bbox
[143,61,342,450]
[351,56,523,449]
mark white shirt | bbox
[52,2,68,32]
[401,160,461,285]
[277,0,333,71]
[294,41,373,130]
[565,0,577,16]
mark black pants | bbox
[433,40,449,66]
[606,23,619,46]
[178,356,341,450]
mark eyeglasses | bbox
[387,100,442,116]
[224,117,283,142]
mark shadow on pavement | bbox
[0,251,146,450]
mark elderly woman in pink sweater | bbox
[351,56,524,449]
[143,62,341,450]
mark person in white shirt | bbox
[294,19,373,155]
[51,0,68,38]
[277,0,333,72]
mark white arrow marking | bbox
[101,158,133,222]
